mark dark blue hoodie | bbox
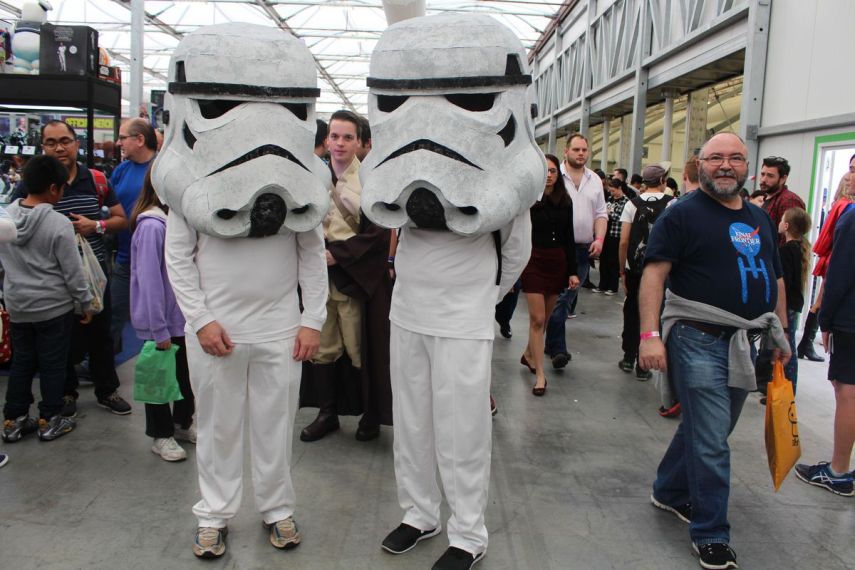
[819,208,855,333]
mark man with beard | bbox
[758,156,804,245]
[544,133,607,368]
[639,133,790,570]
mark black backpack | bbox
[627,194,672,274]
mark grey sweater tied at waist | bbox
[654,290,790,404]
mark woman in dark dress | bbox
[520,154,579,395]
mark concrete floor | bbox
[1,287,853,570]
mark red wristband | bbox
[640,331,660,341]
[594,237,604,243]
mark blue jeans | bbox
[545,244,590,356]
[652,323,749,546]
[110,262,131,353]
[3,311,75,420]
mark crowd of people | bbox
[0,115,853,570]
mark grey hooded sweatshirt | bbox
[0,200,92,323]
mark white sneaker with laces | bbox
[152,437,187,461]
[174,424,197,444]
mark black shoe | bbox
[650,494,691,523]
[797,311,825,362]
[300,412,339,442]
[551,352,570,369]
[381,523,440,555]
[61,395,77,418]
[499,322,512,339]
[635,366,652,381]
[432,546,485,570]
[692,542,738,570]
[797,341,825,362]
[618,358,634,373]
[97,392,132,415]
[355,423,380,442]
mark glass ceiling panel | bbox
[0,0,564,115]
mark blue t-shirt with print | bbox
[110,158,152,265]
[644,189,782,320]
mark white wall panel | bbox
[762,0,855,128]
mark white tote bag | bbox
[76,234,107,314]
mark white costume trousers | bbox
[186,335,300,528]
[390,323,493,555]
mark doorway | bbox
[807,136,855,306]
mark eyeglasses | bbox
[700,154,747,167]
[42,137,77,149]
[547,168,559,174]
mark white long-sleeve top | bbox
[165,210,328,343]
[391,212,531,340]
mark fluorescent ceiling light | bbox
[0,105,85,112]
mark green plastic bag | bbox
[133,341,183,404]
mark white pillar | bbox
[130,0,145,116]
[661,92,675,163]
[600,116,611,172]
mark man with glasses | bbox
[639,133,790,570]
[758,155,804,245]
[15,120,131,416]
[110,118,157,354]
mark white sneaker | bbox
[152,437,187,462]
[174,424,197,444]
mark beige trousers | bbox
[313,280,362,368]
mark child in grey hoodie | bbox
[1,155,93,443]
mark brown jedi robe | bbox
[299,213,393,425]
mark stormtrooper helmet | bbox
[360,13,545,236]
[152,23,330,238]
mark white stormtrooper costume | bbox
[361,13,545,561]
[153,24,330,532]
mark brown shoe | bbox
[300,412,339,442]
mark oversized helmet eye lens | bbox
[445,93,496,112]
[198,99,243,119]
[377,95,409,113]
[280,103,308,120]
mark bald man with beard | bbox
[639,133,790,570]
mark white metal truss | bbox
[531,0,749,125]
[0,0,560,114]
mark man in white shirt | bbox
[545,133,608,368]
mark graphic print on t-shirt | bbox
[728,222,770,304]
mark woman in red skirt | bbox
[520,154,580,395]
